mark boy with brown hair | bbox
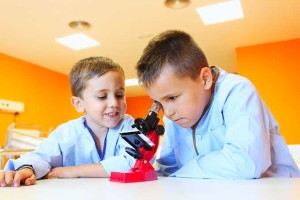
[136,30,300,179]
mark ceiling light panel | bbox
[56,33,100,50]
[196,0,244,25]
[125,79,139,86]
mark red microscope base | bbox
[109,170,157,183]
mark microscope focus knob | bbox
[156,125,165,136]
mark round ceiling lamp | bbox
[69,20,91,31]
[165,0,190,9]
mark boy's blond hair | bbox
[69,56,124,98]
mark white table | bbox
[1,177,299,200]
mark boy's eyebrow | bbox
[117,87,125,92]
[161,95,170,101]
[157,93,174,101]
[96,87,125,93]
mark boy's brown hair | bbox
[136,30,209,87]
[69,56,124,98]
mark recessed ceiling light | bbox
[55,33,100,50]
[196,0,244,25]
[125,78,139,86]
[69,21,91,31]
[165,0,190,9]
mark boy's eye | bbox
[168,96,177,101]
[116,94,125,99]
[97,96,107,100]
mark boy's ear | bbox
[71,96,84,113]
[200,67,213,90]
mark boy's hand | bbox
[46,166,78,178]
[0,169,36,187]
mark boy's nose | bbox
[108,97,118,107]
[163,106,175,119]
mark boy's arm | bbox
[156,129,178,176]
[46,138,136,178]
[46,163,108,178]
[99,137,137,175]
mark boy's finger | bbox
[24,174,36,186]
[5,171,16,186]
[0,171,7,187]
[12,171,26,187]
[13,170,33,187]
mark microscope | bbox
[109,101,164,183]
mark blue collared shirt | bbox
[4,115,136,179]
[157,68,300,179]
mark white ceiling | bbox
[0,0,299,97]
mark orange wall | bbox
[236,38,300,144]
[0,53,80,146]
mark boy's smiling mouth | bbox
[105,112,119,117]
